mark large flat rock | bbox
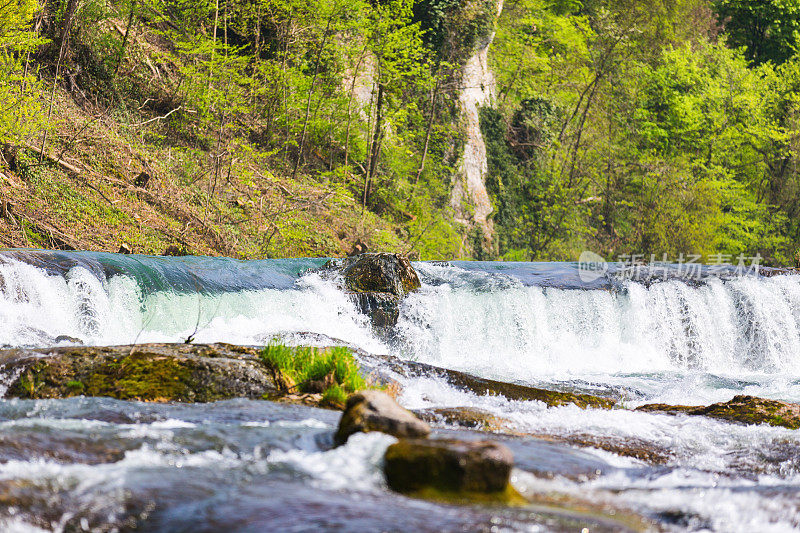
[0,343,278,402]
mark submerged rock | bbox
[413,407,512,432]
[316,253,421,331]
[366,354,617,409]
[2,343,278,402]
[383,438,519,502]
[637,395,800,429]
[334,390,430,445]
[54,335,83,345]
[530,432,673,465]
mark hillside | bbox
[2,0,800,263]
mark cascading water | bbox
[2,250,800,531]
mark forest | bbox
[1,0,800,264]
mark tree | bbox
[362,0,430,207]
[0,0,45,146]
[714,0,800,65]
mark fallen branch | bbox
[21,141,82,175]
[130,106,182,127]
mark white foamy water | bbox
[394,274,800,403]
[0,257,384,353]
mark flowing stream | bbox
[1,250,800,531]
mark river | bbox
[1,250,799,531]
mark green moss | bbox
[442,369,616,409]
[637,395,800,429]
[16,353,201,401]
[66,380,85,391]
[83,354,193,400]
[404,484,528,506]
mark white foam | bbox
[265,432,396,491]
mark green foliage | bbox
[7,0,800,263]
[66,380,85,391]
[321,383,348,406]
[714,0,800,65]
[0,0,46,145]
[259,342,368,395]
[487,0,800,263]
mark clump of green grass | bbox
[259,342,369,401]
[321,383,348,407]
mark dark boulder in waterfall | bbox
[383,438,521,502]
[637,395,800,429]
[315,253,421,332]
[334,390,430,445]
[336,252,421,295]
[349,292,402,330]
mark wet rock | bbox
[54,335,83,345]
[529,432,673,465]
[336,252,421,296]
[334,390,430,445]
[383,438,516,499]
[317,253,421,331]
[0,431,127,464]
[118,243,132,254]
[350,292,401,330]
[366,354,617,409]
[413,407,512,431]
[760,266,800,278]
[636,395,800,429]
[0,343,279,402]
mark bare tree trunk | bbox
[281,19,292,164]
[113,0,137,79]
[414,77,441,184]
[206,0,219,99]
[344,43,369,169]
[292,10,335,179]
[364,83,384,208]
[39,0,79,163]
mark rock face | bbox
[384,438,514,496]
[334,390,430,445]
[319,253,421,331]
[637,395,800,429]
[450,1,505,254]
[2,343,278,402]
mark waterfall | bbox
[3,251,800,398]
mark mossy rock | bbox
[338,253,421,296]
[637,395,800,429]
[3,343,278,402]
[335,390,431,445]
[383,438,522,504]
